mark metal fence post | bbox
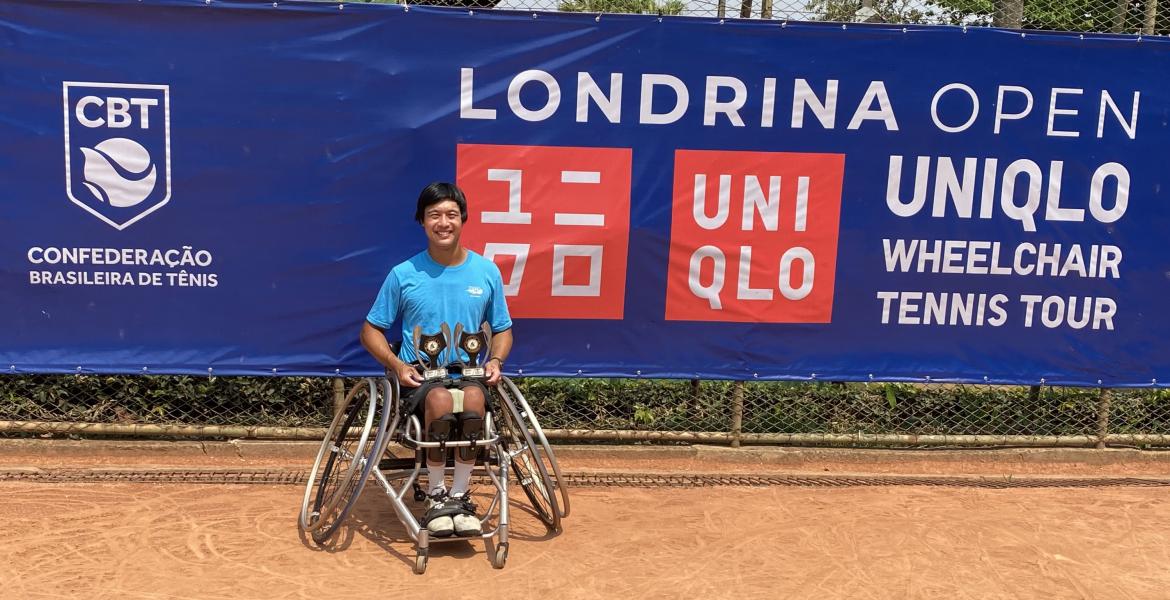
[1111,0,1130,33]
[332,377,345,418]
[1143,0,1158,34]
[731,380,744,448]
[993,0,1023,28]
[1097,387,1112,449]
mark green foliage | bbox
[513,377,728,431]
[929,0,994,25]
[6,375,1170,443]
[742,382,1110,436]
[806,0,1161,33]
[0,375,333,428]
[559,0,685,16]
[805,0,932,23]
[930,0,1160,32]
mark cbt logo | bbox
[63,82,170,230]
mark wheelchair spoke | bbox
[502,376,571,519]
[493,382,560,531]
[330,445,356,462]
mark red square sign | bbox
[458,144,632,319]
[666,149,845,323]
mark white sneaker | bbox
[450,493,482,537]
[423,490,454,538]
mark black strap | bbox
[423,497,474,523]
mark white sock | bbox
[450,461,474,497]
[426,463,446,494]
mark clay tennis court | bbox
[3,442,1170,599]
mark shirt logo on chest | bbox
[466,285,484,298]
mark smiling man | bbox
[360,182,513,539]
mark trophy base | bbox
[422,367,448,381]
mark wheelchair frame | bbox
[297,372,568,574]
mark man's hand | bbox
[397,363,423,388]
[485,358,502,385]
[361,322,423,387]
[484,329,512,386]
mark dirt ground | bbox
[7,440,1170,477]
[3,442,1170,599]
[4,483,1170,599]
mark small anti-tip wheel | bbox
[492,544,508,569]
[413,552,428,575]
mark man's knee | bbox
[460,386,486,416]
[424,387,454,419]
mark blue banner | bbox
[2,0,1168,386]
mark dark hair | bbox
[414,182,468,224]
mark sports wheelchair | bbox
[296,324,569,574]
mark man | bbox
[360,182,513,538]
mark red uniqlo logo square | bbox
[458,144,631,319]
[666,150,845,323]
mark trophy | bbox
[452,322,492,379]
[411,325,449,381]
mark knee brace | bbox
[427,412,458,463]
[448,388,465,413]
[454,411,484,462]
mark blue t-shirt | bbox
[366,250,512,366]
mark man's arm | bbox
[360,321,422,387]
[484,328,513,385]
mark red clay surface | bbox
[3,483,1170,599]
[7,441,1170,476]
[4,443,1170,599]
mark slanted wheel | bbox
[492,543,508,569]
[298,379,375,535]
[494,382,560,531]
[501,376,571,519]
[413,551,428,575]
[298,377,395,543]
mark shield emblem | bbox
[63,82,171,230]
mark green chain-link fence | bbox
[4,374,1170,446]
[352,0,1165,36]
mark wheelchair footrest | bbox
[378,455,500,471]
[379,457,418,471]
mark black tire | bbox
[494,383,561,531]
[298,377,395,543]
[298,379,371,535]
